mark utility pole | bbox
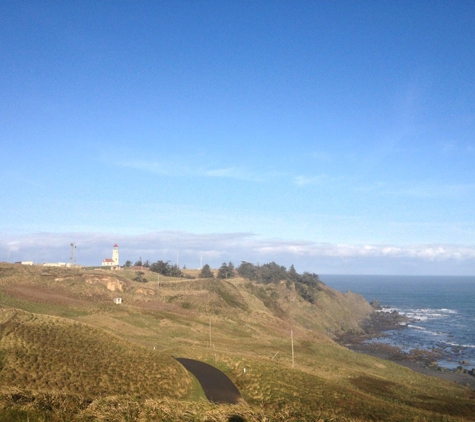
[209,317,212,349]
[291,329,295,368]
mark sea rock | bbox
[454,366,469,374]
[370,299,382,310]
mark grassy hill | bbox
[0,263,474,421]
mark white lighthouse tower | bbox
[112,244,119,266]
[102,244,120,269]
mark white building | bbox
[102,244,120,269]
[43,262,68,267]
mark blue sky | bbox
[1,1,474,275]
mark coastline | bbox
[336,309,475,390]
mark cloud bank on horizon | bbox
[1,2,474,275]
[2,231,474,276]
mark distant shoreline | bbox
[336,309,475,390]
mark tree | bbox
[288,264,300,282]
[237,261,258,280]
[295,282,314,303]
[124,260,132,268]
[134,259,142,267]
[150,260,183,278]
[150,260,169,275]
[143,260,150,268]
[199,264,214,279]
[300,272,321,286]
[259,262,287,284]
[217,262,235,279]
[133,271,148,283]
[169,264,183,278]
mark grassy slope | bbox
[0,308,192,398]
[0,263,474,421]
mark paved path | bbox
[175,357,242,404]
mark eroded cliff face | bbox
[144,275,374,337]
[84,275,126,292]
[155,276,371,337]
[341,289,375,322]
[270,281,374,336]
[0,265,134,306]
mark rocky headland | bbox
[336,301,475,390]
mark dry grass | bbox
[2,389,472,421]
[1,263,474,421]
[0,391,372,422]
[0,308,192,400]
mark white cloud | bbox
[115,159,189,176]
[294,174,330,187]
[204,167,266,182]
[393,182,475,199]
[115,157,269,182]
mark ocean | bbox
[321,274,475,370]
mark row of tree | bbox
[125,259,236,280]
[199,260,321,287]
[126,258,321,287]
[149,260,184,277]
[203,261,323,304]
[124,259,151,268]
[126,258,320,284]
[236,261,321,286]
[125,259,185,278]
[195,262,235,279]
[126,258,322,304]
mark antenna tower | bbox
[70,243,76,266]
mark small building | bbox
[113,297,123,304]
[102,244,120,270]
[20,261,34,266]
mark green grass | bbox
[0,291,88,318]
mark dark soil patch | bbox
[350,375,397,397]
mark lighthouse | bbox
[102,244,120,269]
[112,244,119,266]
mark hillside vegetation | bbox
[0,263,474,421]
